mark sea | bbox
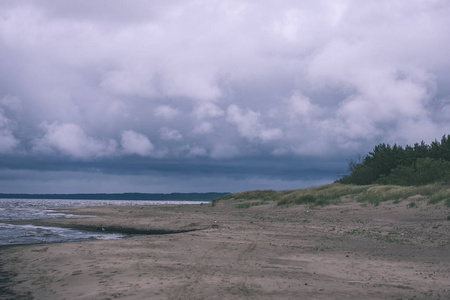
[0,198,204,246]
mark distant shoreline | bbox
[0,192,229,201]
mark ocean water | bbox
[0,198,203,245]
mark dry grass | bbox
[213,183,450,208]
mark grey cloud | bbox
[159,127,182,141]
[154,105,180,119]
[0,129,18,153]
[0,168,333,194]
[0,0,449,192]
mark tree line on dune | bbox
[338,135,450,186]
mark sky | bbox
[0,0,450,193]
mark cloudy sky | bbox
[1,0,449,193]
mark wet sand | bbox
[1,198,449,299]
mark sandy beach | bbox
[1,197,449,300]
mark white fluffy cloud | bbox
[226,104,282,142]
[285,92,321,120]
[193,102,224,120]
[33,123,117,159]
[120,130,154,156]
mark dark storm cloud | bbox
[0,0,450,192]
[0,155,345,179]
[0,155,341,193]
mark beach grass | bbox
[213,183,450,208]
[428,188,450,205]
[277,184,369,207]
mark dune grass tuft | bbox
[428,188,450,204]
[357,184,445,206]
[277,184,370,207]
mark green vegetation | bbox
[338,135,450,186]
[277,184,368,207]
[229,190,281,202]
[212,135,450,208]
[212,183,450,208]
[212,191,275,207]
[407,201,416,208]
[355,184,442,206]
[429,188,450,205]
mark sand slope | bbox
[1,198,449,299]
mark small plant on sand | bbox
[236,201,266,209]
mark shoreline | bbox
[5,220,206,236]
[0,200,212,247]
[1,198,449,299]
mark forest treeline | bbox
[338,135,450,186]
